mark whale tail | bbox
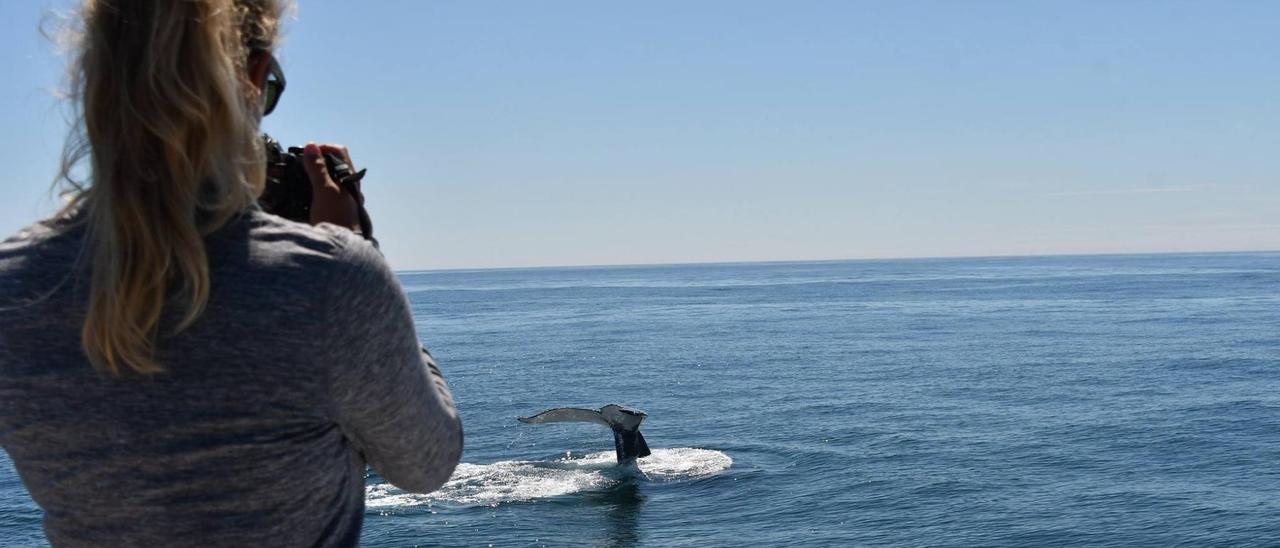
[613,429,651,462]
[519,404,650,464]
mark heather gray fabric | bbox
[0,209,463,547]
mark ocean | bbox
[3,252,1280,546]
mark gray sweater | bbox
[0,210,463,547]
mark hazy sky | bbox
[3,1,1278,270]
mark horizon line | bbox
[394,247,1280,275]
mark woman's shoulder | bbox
[230,209,374,260]
[0,214,85,272]
[231,209,389,283]
[201,211,398,329]
[238,211,405,330]
[0,214,87,310]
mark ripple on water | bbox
[366,448,731,508]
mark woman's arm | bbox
[320,230,463,493]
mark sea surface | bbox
[4,252,1280,546]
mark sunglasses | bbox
[262,55,286,116]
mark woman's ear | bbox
[247,50,272,92]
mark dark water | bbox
[4,253,1280,546]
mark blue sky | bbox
[2,1,1278,270]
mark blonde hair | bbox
[55,0,288,375]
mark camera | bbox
[260,134,376,244]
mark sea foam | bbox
[366,448,731,508]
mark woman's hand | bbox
[302,142,362,233]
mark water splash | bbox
[366,448,731,508]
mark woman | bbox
[0,1,462,546]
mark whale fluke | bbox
[517,407,611,427]
[518,404,652,464]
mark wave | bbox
[366,448,731,508]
